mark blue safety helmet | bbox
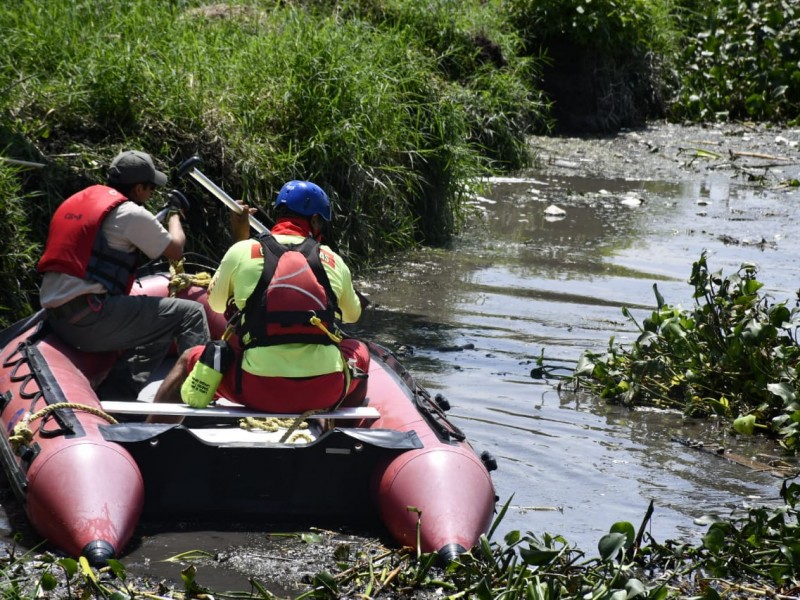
[274,180,331,222]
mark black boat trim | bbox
[0,310,46,350]
[12,342,86,440]
[99,423,423,450]
[366,341,466,443]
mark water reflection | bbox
[357,154,799,552]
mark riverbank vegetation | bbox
[4,488,800,598]
[568,251,800,453]
[0,0,547,327]
[1,0,798,327]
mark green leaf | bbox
[39,573,58,592]
[598,532,627,562]
[475,577,494,600]
[312,571,338,593]
[106,558,126,580]
[741,319,764,343]
[609,521,635,548]
[702,586,722,600]
[504,529,521,545]
[58,557,78,578]
[648,585,670,600]
[702,522,730,553]
[519,544,560,566]
[575,354,597,377]
[625,578,647,599]
[163,549,215,562]
[768,382,797,404]
[734,414,756,435]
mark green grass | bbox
[0,0,547,327]
[0,161,37,321]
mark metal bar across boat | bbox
[100,400,380,420]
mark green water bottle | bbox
[181,340,232,408]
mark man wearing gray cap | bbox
[38,150,210,397]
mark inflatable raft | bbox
[0,261,497,565]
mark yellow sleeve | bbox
[320,245,361,324]
[207,240,249,314]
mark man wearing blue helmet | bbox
[152,180,369,414]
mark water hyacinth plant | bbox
[568,251,800,452]
[669,0,800,123]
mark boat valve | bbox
[434,393,450,411]
[82,539,115,567]
[437,543,466,565]
[480,450,497,472]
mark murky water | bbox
[2,124,799,586]
[353,125,800,553]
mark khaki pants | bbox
[48,294,210,394]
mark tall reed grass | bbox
[0,162,37,321]
[0,0,546,327]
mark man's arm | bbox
[321,247,361,324]
[161,213,186,260]
[231,202,257,242]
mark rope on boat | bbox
[8,402,119,453]
[167,258,213,297]
[239,411,321,444]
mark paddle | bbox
[175,155,268,234]
[174,156,370,309]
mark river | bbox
[2,122,799,590]
[355,122,800,552]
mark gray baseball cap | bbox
[107,150,168,186]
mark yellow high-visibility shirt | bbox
[207,233,361,377]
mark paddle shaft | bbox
[176,156,267,234]
[175,155,370,309]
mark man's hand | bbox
[231,201,257,242]
[167,189,190,218]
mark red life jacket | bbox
[238,232,339,348]
[38,185,139,295]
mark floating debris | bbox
[620,192,643,207]
[544,204,566,216]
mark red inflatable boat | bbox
[0,260,497,566]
